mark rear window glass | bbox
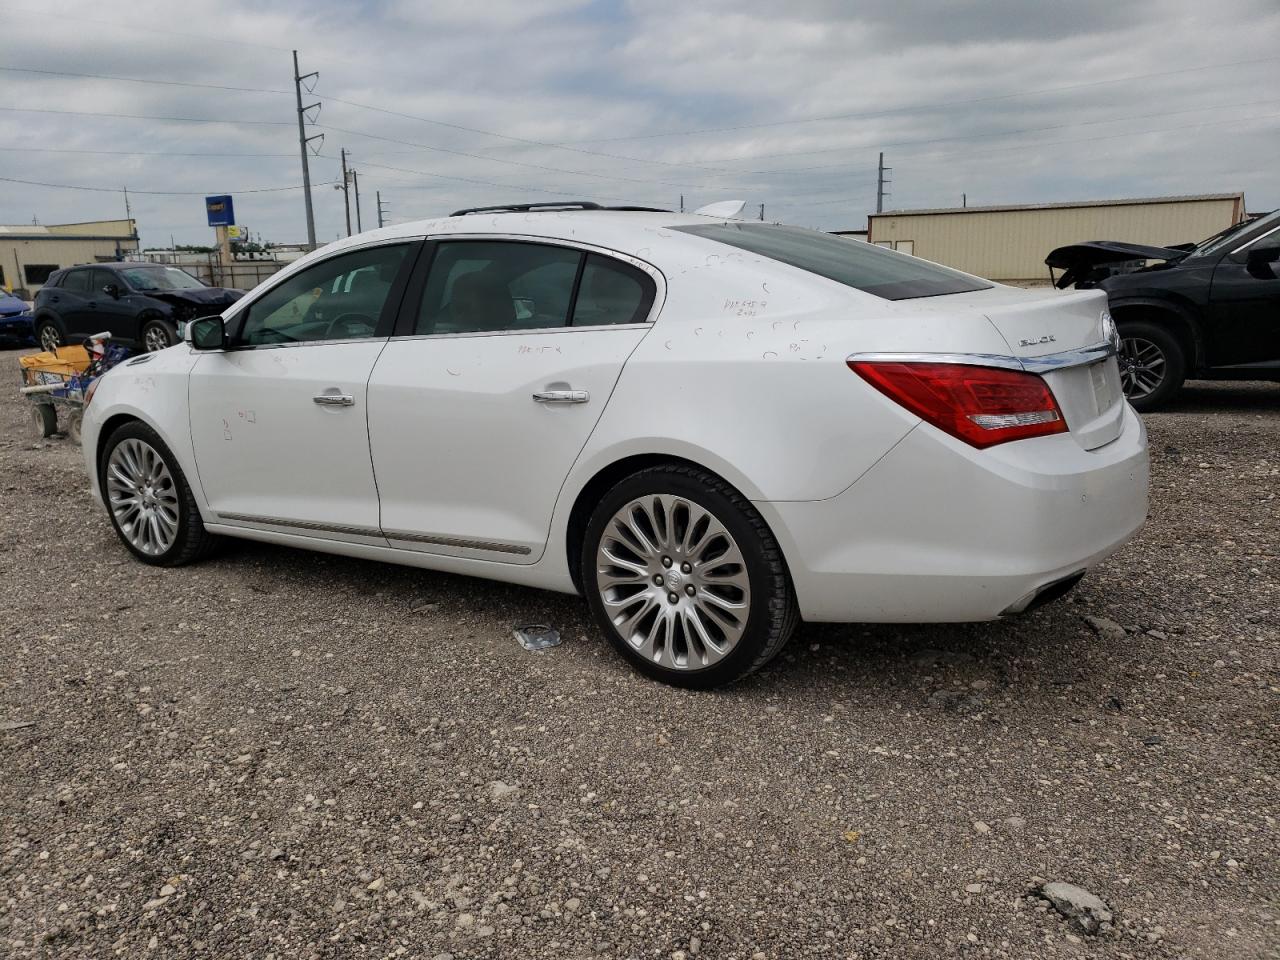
[672,223,991,300]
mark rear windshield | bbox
[672,223,991,300]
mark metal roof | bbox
[871,193,1245,218]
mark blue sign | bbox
[205,195,235,227]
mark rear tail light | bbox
[848,360,1066,449]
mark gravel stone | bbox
[1038,881,1114,934]
[1,359,1276,959]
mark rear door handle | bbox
[313,393,355,406]
[532,390,589,404]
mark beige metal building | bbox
[0,219,140,295]
[865,193,1246,283]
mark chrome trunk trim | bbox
[847,340,1115,373]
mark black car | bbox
[1046,209,1280,410]
[32,262,244,353]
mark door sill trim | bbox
[212,512,533,556]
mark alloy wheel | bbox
[144,325,171,352]
[105,438,180,556]
[39,324,60,352]
[1118,335,1167,399]
[595,494,751,671]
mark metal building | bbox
[0,219,140,296]
[865,193,1246,283]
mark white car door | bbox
[188,241,417,543]
[367,238,660,562]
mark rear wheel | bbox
[99,421,217,566]
[141,318,177,352]
[1117,320,1185,411]
[31,404,57,438]
[582,465,798,688]
[36,319,61,352]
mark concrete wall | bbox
[867,195,1245,282]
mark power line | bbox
[322,124,729,190]
[0,105,291,125]
[556,55,1280,144]
[356,159,662,206]
[701,98,1280,170]
[0,4,290,51]
[0,65,291,95]
[0,174,338,196]
[0,146,302,158]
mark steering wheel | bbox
[325,312,377,340]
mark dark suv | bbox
[1046,209,1280,410]
[33,262,243,353]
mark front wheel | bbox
[36,320,61,353]
[141,318,177,352]
[99,421,217,566]
[1117,320,1186,411]
[582,465,798,688]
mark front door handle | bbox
[313,393,355,406]
[532,390,590,404]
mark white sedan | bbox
[82,202,1148,687]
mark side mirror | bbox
[103,283,121,299]
[187,316,226,350]
[1246,242,1280,279]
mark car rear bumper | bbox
[759,403,1149,622]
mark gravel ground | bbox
[1,351,1276,959]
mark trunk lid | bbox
[888,285,1123,450]
[980,287,1123,451]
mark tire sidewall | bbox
[581,469,786,689]
[1118,320,1186,411]
[99,421,196,565]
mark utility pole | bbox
[759,203,765,221]
[962,193,967,208]
[679,194,684,213]
[339,148,352,237]
[352,169,362,233]
[122,186,132,226]
[293,51,322,250]
[376,191,389,229]
[876,151,892,214]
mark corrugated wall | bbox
[1,238,140,293]
[868,198,1244,281]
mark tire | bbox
[141,318,178,352]
[1117,320,1186,412]
[98,420,217,566]
[581,464,799,688]
[31,404,57,438]
[36,319,62,353]
[66,411,83,445]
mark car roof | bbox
[321,209,752,264]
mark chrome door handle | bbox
[532,390,590,404]
[313,393,355,406]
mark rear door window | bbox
[415,241,582,335]
[571,254,654,326]
[672,223,991,300]
[61,269,92,294]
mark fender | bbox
[1106,295,1208,371]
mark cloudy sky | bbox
[1,0,1276,248]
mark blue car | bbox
[0,290,36,347]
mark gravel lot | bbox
[1,350,1276,959]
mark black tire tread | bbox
[100,421,218,567]
[588,463,799,686]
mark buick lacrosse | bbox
[82,202,1149,687]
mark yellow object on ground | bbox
[19,345,91,377]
